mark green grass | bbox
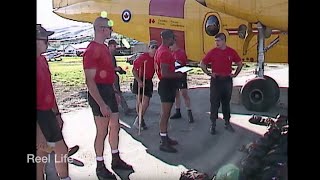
[49,57,134,87]
[49,57,256,87]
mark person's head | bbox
[148,40,158,57]
[108,39,118,54]
[93,16,113,41]
[160,29,175,47]
[37,24,54,55]
[169,39,178,51]
[215,33,227,49]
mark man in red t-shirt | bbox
[169,40,194,123]
[36,24,71,180]
[83,17,132,180]
[108,39,136,116]
[200,33,243,135]
[155,30,184,153]
[132,40,158,130]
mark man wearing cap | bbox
[154,29,184,153]
[132,40,158,130]
[169,39,194,123]
[200,33,243,135]
[108,39,136,116]
[83,17,133,180]
[36,24,71,180]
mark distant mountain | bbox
[47,24,93,40]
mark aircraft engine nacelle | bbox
[201,0,288,31]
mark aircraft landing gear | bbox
[241,22,280,112]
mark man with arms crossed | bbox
[83,16,132,180]
[200,33,243,135]
[155,30,183,153]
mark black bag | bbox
[179,169,210,180]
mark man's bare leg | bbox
[181,89,194,123]
[170,90,182,119]
[53,140,69,179]
[134,95,151,129]
[109,113,133,170]
[37,124,48,180]
[159,102,177,153]
[94,116,109,157]
[94,116,116,179]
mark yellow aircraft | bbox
[52,0,288,112]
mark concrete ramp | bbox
[61,86,286,179]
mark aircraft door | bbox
[202,13,221,55]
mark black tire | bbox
[241,76,280,112]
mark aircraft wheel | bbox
[241,76,280,112]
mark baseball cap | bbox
[149,40,158,47]
[160,29,175,39]
[108,39,118,45]
[37,24,54,40]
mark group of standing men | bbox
[36,14,242,179]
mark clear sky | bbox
[37,0,86,29]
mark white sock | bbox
[111,149,119,154]
[160,133,167,137]
[96,156,104,161]
[47,142,55,147]
[60,177,71,180]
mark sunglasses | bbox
[100,26,113,31]
[150,45,158,49]
[37,38,49,44]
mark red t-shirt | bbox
[37,55,55,110]
[133,52,155,80]
[202,46,242,76]
[172,48,187,66]
[83,41,115,84]
[154,45,175,80]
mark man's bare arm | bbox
[132,69,142,83]
[231,61,243,77]
[160,64,182,79]
[84,69,107,108]
[200,61,211,76]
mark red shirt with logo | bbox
[154,45,175,80]
[202,46,242,76]
[133,52,155,80]
[37,55,55,110]
[83,41,115,84]
[172,48,187,66]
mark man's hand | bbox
[211,72,217,78]
[176,72,184,78]
[138,80,144,88]
[100,104,112,118]
[115,94,121,106]
[115,66,126,74]
[56,114,64,130]
[230,73,237,78]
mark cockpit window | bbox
[205,15,220,36]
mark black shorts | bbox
[176,73,188,90]
[37,110,63,142]
[88,84,119,117]
[158,78,178,103]
[132,78,153,98]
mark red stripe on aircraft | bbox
[149,0,185,18]
[149,27,185,53]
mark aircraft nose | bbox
[52,0,112,23]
